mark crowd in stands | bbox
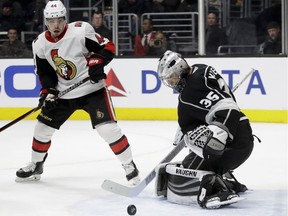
[0,0,283,58]
[0,0,45,57]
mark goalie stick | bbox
[231,68,255,92]
[0,76,90,133]
[101,68,256,197]
[101,139,186,197]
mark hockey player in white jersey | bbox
[154,50,255,208]
[15,0,140,185]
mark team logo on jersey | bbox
[51,49,77,80]
[105,68,127,97]
[95,109,104,119]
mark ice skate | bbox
[15,154,47,182]
[198,174,246,209]
[203,191,246,209]
[223,171,248,193]
[123,160,140,185]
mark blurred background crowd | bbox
[0,0,283,57]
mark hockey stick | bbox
[0,76,90,133]
[101,68,256,197]
[231,68,255,92]
[101,139,186,197]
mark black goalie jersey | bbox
[178,64,247,141]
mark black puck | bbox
[127,204,137,215]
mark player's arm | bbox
[84,23,115,83]
[34,55,58,109]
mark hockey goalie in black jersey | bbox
[155,50,255,208]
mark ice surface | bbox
[0,120,287,216]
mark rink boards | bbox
[0,57,287,123]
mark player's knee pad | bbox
[96,122,123,143]
[34,121,55,142]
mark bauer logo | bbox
[105,68,127,97]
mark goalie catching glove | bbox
[184,125,228,160]
[88,53,107,83]
[39,88,59,110]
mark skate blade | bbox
[128,176,141,186]
[15,174,41,183]
[205,196,246,209]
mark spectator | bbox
[176,0,197,12]
[134,18,156,56]
[0,27,32,57]
[258,21,281,54]
[91,11,112,41]
[31,0,45,33]
[163,0,181,12]
[205,11,227,54]
[147,31,177,56]
[118,0,144,16]
[144,0,165,13]
[0,1,25,31]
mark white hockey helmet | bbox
[44,0,67,21]
[157,50,190,92]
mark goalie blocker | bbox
[155,163,245,209]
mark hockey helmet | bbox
[44,0,67,21]
[157,50,190,92]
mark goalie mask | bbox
[157,50,190,93]
[44,0,67,25]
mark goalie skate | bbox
[204,194,246,209]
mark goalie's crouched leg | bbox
[155,162,211,206]
[155,163,241,209]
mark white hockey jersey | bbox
[32,21,115,99]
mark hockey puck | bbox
[127,204,137,215]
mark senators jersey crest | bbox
[51,49,76,80]
[32,21,111,99]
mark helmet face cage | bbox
[44,0,67,24]
[157,50,189,90]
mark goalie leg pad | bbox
[155,163,170,197]
[165,164,213,206]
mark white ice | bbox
[0,120,287,216]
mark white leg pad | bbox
[165,164,214,206]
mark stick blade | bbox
[101,179,144,197]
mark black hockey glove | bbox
[88,54,107,83]
[39,88,59,109]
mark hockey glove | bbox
[88,54,107,83]
[184,125,227,160]
[39,88,59,109]
[203,125,228,160]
